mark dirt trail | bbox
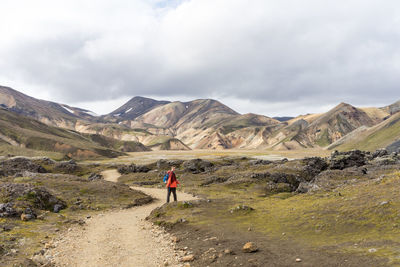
[50,170,196,267]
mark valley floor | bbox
[85,148,330,165]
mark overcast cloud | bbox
[0,0,400,116]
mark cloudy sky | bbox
[1,0,400,116]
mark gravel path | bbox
[50,170,196,267]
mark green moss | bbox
[315,129,331,147]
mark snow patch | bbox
[186,105,189,109]
[84,111,99,117]
[125,107,133,113]
[113,114,120,117]
[62,105,75,114]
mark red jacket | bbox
[166,171,179,188]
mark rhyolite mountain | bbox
[0,86,97,128]
[101,96,170,122]
[0,84,399,153]
[0,107,149,159]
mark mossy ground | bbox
[141,158,400,266]
[0,163,150,267]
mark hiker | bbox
[166,166,179,203]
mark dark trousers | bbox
[167,187,177,203]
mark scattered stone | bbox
[380,201,389,206]
[88,173,103,181]
[53,204,64,213]
[296,258,302,262]
[368,248,377,253]
[224,249,233,255]
[21,213,35,221]
[171,236,180,243]
[242,242,258,253]
[230,205,254,213]
[182,254,195,262]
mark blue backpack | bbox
[163,172,169,183]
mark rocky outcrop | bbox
[54,160,79,174]
[0,183,66,219]
[183,159,214,174]
[156,159,184,170]
[329,150,367,170]
[118,164,151,174]
[0,157,46,177]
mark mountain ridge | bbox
[0,84,399,153]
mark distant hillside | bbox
[0,84,399,152]
[0,86,97,128]
[273,116,294,122]
[329,112,400,151]
[0,108,148,159]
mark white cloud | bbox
[0,0,399,116]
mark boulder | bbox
[182,255,195,262]
[21,213,35,221]
[242,242,258,253]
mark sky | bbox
[0,0,400,116]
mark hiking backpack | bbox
[163,172,169,183]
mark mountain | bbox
[273,116,294,122]
[300,103,377,146]
[329,110,400,151]
[0,108,148,159]
[0,86,97,128]
[102,96,170,122]
[1,84,399,152]
[386,100,400,115]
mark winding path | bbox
[50,170,196,267]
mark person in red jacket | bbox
[166,166,179,203]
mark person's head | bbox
[171,166,176,172]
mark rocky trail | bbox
[49,170,196,267]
